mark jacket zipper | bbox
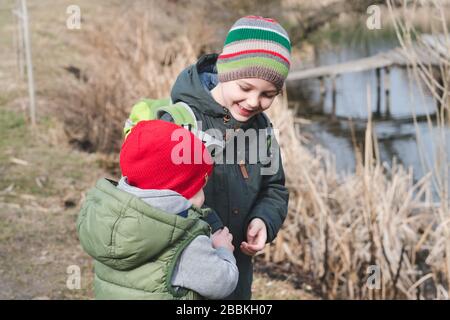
[222,108,249,181]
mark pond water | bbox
[288,34,450,200]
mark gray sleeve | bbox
[171,235,239,299]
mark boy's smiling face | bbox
[211,78,279,122]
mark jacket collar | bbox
[117,177,192,215]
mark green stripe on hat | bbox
[217,56,289,77]
[224,28,291,52]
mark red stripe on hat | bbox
[245,15,277,23]
[218,49,290,65]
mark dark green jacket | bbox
[170,54,289,299]
[77,178,210,299]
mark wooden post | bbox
[12,0,25,78]
[293,102,300,116]
[331,75,337,120]
[384,67,391,117]
[319,76,326,111]
[376,68,381,117]
[20,0,36,126]
[12,6,19,77]
[431,66,444,113]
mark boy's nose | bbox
[246,95,259,109]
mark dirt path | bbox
[0,107,102,299]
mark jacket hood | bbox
[117,176,192,214]
[171,54,264,130]
[77,178,209,271]
[171,54,226,117]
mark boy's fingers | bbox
[254,231,266,246]
[241,241,263,253]
[247,220,266,243]
[247,228,257,243]
[248,224,259,237]
[246,242,263,251]
[248,227,263,244]
[240,242,257,256]
[243,248,256,256]
[240,245,252,256]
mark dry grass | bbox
[253,0,450,300]
[263,84,449,299]
[54,0,450,299]
[0,109,105,299]
[388,0,450,297]
[263,3,450,293]
[252,271,319,299]
[56,0,215,153]
[4,0,449,300]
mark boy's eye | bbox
[263,93,276,98]
[239,86,250,92]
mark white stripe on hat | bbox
[221,39,291,60]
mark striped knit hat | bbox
[216,16,291,90]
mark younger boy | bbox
[77,120,238,299]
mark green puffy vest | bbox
[76,178,211,299]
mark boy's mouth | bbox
[236,104,254,117]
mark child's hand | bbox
[240,218,267,256]
[212,227,234,252]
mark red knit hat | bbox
[120,120,214,199]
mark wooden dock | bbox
[286,34,449,118]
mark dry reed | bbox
[57,1,209,153]
[264,1,450,295]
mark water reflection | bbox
[289,37,450,200]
